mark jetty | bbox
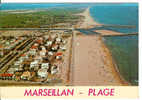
[102,32,138,37]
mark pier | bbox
[102,32,138,37]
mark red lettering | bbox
[24,89,32,96]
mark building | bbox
[41,63,49,69]
[37,68,48,78]
[30,61,39,69]
[51,44,59,51]
[55,52,62,60]
[21,71,31,80]
[51,65,58,75]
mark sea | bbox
[90,3,138,33]
[0,3,66,10]
[0,3,139,85]
[90,3,138,85]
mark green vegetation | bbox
[0,8,83,28]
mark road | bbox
[0,37,35,73]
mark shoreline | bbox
[72,34,124,85]
[72,7,129,85]
[75,7,102,29]
[100,36,129,85]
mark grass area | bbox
[0,8,83,28]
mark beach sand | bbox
[94,30,123,36]
[72,35,124,86]
[76,8,102,29]
[71,7,128,86]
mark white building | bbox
[21,71,31,80]
[48,51,53,56]
[40,51,46,57]
[45,41,52,47]
[38,68,48,78]
[55,38,61,44]
[60,46,66,51]
[14,61,21,66]
[30,61,39,69]
[51,44,59,51]
[41,63,49,69]
[28,49,37,55]
[51,65,58,75]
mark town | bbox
[0,30,72,85]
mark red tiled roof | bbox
[0,45,3,48]
[0,73,13,77]
[21,54,26,57]
[36,40,42,44]
[56,52,62,56]
[31,45,37,49]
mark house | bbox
[55,38,61,44]
[45,41,52,47]
[31,45,38,49]
[41,63,49,69]
[41,46,46,51]
[36,39,42,44]
[14,61,22,67]
[38,68,48,78]
[62,40,66,44]
[30,61,39,69]
[55,52,62,60]
[51,65,58,75]
[7,68,16,74]
[19,54,29,61]
[39,51,46,57]
[51,44,59,51]
[60,45,66,51]
[28,49,37,55]
[44,35,49,40]
[34,56,43,63]
[33,43,39,46]
[33,66,39,71]
[13,67,19,71]
[18,67,23,71]
[0,73,13,80]
[21,71,31,80]
[48,51,54,56]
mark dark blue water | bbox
[90,3,138,33]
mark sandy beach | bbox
[94,30,123,36]
[71,8,128,86]
[72,35,125,86]
[76,8,102,29]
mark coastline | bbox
[100,36,129,85]
[72,35,124,85]
[0,6,132,86]
[72,7,128,85]
[75,7,102,29]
